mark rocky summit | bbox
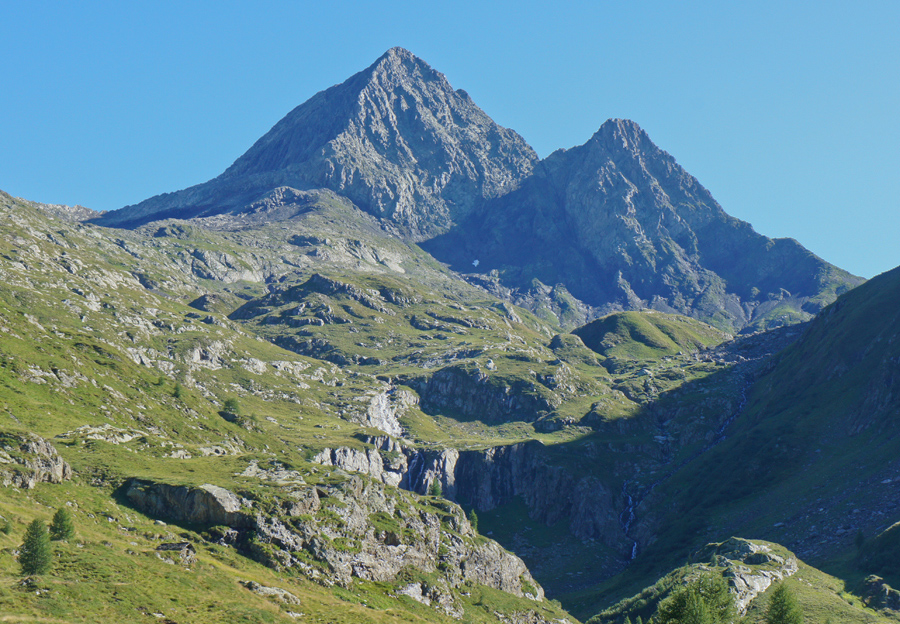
[425,118,863,333]
[100,47,538,239]
[1,48,897,624]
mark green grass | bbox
[573,310,732,360]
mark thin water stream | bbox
[617,376,752,560]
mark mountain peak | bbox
[591,118,653,153]
[358,46,452,99]
[102,49,537,236]
[376,46,422,65]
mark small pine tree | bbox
[765,582,803,624]
[49,507,75,541]
[19,519,52,576]
[635,616,643,624]
[656,572,735,624]
[173,382,183,399]
[222,397,240,415]
[428,479,442,497]
[682,589,714,624]
[468,509,479,533]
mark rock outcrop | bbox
[240,581,301,605]
[124,475,544,611]
[861,575,900,612]
[691,538,799,614]
[125,480,255,527]
[592,538,801,624]
[0,432,72,489]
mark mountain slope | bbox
[99,47,538,238]
[0,189,581,623]
[425,119,862,332]
[604,264,900,603]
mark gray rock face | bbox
[314,437,625,548]
[0,432,72,489]
[125,480,254,527]
[312,436,460,496]
[125,475,543,606]
[426,119,863,332]
[455,442,622,546]
[100,48,537,239]
[407,364,556,424]
[362,389,412,437]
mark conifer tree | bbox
[222,397,240,415]
[765,582,803,624]
[19,519,52,575]
[656,572,735,624]
[468,509,479,532]
[49,507,75,541]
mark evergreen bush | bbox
[655,572,735,624]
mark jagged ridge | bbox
[425,119,862,332]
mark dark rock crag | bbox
[314,437,627,549]
[426,119,862,333]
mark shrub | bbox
[656,572,735,624]
[428,479,442,497]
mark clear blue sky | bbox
[2,1,898,278]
